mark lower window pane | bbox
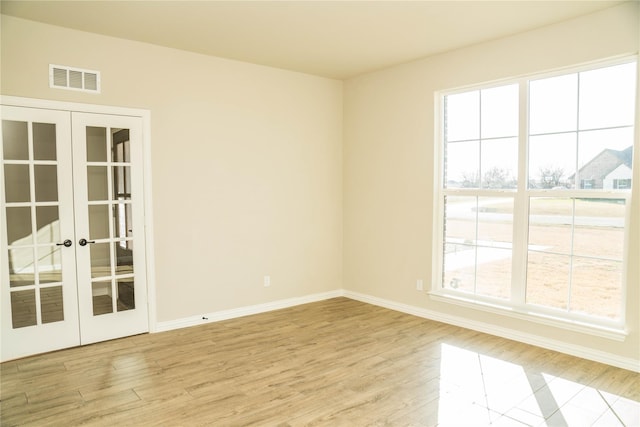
[476,247,511,299]
[444,196,476,243]
[477,197,513,243]
[443,243,475,293]
[526,252,570,310]
[570,257,622,320]
[528,198,573,254]
[573,199,625,260]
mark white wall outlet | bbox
[416,279,424,291]
[264,275,271,287]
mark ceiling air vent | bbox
[49,64,101,93]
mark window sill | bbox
[428,291,628,342]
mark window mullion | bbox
[511,79,529,305]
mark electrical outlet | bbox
[264,275,271,287]
[416,279,424,291]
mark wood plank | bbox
[1,297,638,426]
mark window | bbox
[613,179,631,189]
[435,59,636,330]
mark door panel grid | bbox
[83,126,135,316]
[1,107,79,360]
[1,105,148,361]
[72,112,147,346]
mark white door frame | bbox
[1,95,157,336]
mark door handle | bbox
[56,239,73,247]
[79,238,96,246]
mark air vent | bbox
[49,64,101,93]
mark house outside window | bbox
[434,58,636,331]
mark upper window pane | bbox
[528,62,635,192]
[576,128,633,190]
[579,62,637,130]
[528,133,576,189]
[481,84,519,139]
[481,138,518,189]
[529,73,578,135]
[445,140,479,188]
[445,91,479,142]
[444,83,519,189]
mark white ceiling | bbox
[0,0,627,79]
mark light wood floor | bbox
[1,298,638,426]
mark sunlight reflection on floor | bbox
[436,343,638,426]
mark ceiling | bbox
[0,0,627,79]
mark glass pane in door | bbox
[8,248,35,287]
[113,203,133,240]
[40,286,64,323]
[11,289,37,328]
[117,279,135,311]
[35,206,60,244]
[4,164,30,203]
[90,242,111,278]
[87,166,108,200]
[34,165,58,202]
[115,241,134,275]
[38,247,62,284]
[113,166,131,200]
[88,205,110,240]
[112,129,130,162]
[6,207,32,244]
[33,123,57,161]
[92,280,113,316]
[2,120,29,160]
[86,127,107,162]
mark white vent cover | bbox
[49,64,101,93]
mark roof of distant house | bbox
[569,146,632,180]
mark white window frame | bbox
[431,56,637,341]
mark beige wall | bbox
[343,2,640,364]
[1,15,343,321]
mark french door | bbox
[1,105,149,361]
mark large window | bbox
[435,59,636,329]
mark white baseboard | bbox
[153,289,344,333]
[152,288,638,372]
[343,290,640,373]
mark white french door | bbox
[1,105,149,361]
